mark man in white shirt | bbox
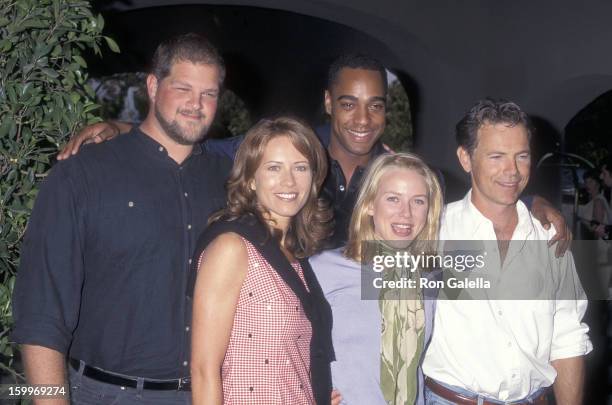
[422,99,592,405]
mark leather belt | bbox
[425,377,549,405]
[69,359,191,391]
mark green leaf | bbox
[41,68,59,79]
[73,55,87,68]
[0,39,11,52]
[96,14,105,31]
[103,36,120,53]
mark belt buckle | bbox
[177,377,190,390]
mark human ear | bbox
[324,90,332,115]
[146,74,159,103]
[457,147,472,173]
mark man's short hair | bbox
[456,98,532,155]
[151,33,225,84]
[327,53,388,94]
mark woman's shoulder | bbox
[309,247,359,272]
[199,232,247,265]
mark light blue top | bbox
[310,248,438,405]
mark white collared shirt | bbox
[422,190,593,402]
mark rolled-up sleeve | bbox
[11,162,85,354]
[550,253,593,361]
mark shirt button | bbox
[184,192,188,197]
[128,201,134,208]
[185,326,190,332]
[249,387,253,392]
[264,359,269,365]
[188,259,192,265]
[339,185,345,192]
[183,361,188,366]
[248,333,252,338]
[120,386,126,390]
[158,146,164,152]
[299,384,303,390]
[187,224,192,230]
[498,310,503,316]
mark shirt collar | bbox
[132,126,203,158]
[459,190,535,240]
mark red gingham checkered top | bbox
[206,237,314,404]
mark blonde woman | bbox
[310,153,444,405]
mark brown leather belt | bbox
[425,377,549,405]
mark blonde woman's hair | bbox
[209,116,333,258]
[344,153,444,262]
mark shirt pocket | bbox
[92,199,162,256]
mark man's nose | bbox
[354,105,371,126]
[187,92,203,110]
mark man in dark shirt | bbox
[12,34,231,404]
[318,55,391,246]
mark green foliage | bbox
[382,81,413,152]
[211,89,252,138]
[0,0,115,381]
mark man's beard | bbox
[155,106,210,146]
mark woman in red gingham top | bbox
[198,238,313,403]
[191,117,334,405]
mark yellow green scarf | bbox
[378,245,425,405]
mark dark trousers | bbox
[69,361,191,405]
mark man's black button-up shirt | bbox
[12,128,231,379]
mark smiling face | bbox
[367,167,429,244]
[458,122,531,211]
[325,68,386,161]
[251,136,313,231]
[148,61,220,145]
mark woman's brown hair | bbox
[210,117,333,258]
